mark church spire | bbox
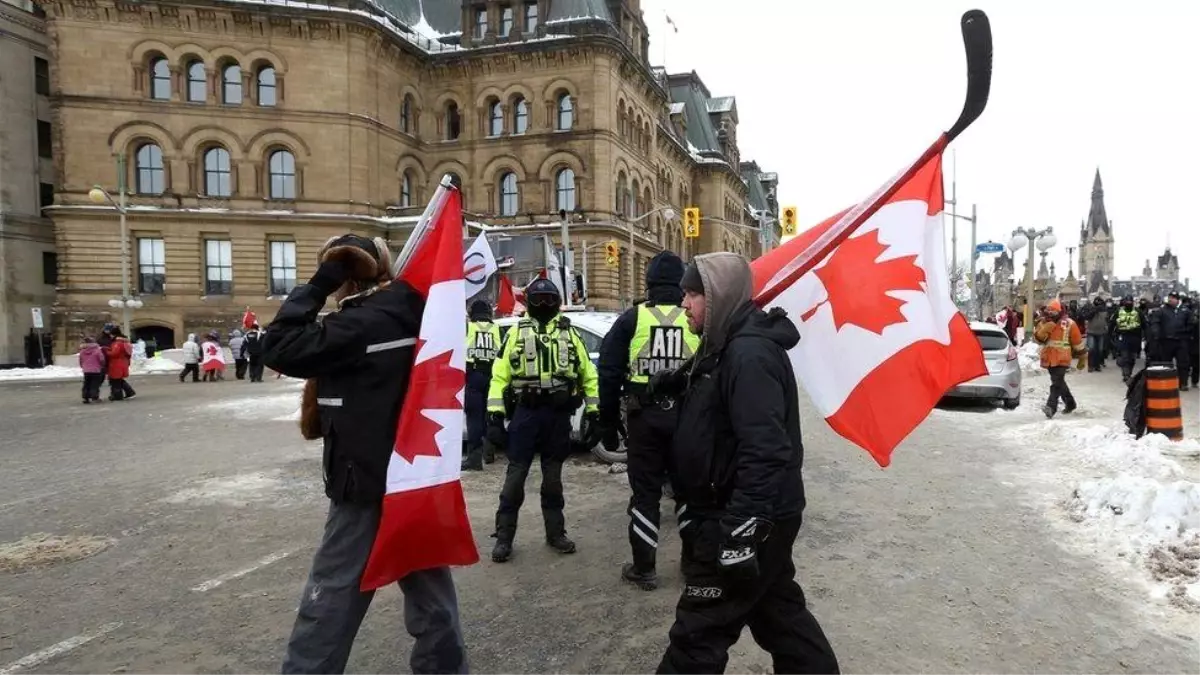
[1086,168,1111,237]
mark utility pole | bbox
[950,149,957,280]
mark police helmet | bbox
[525,278,561,306]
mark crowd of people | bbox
[992,291,1198,419]
[177,325,267,383]
[77,324,136,403]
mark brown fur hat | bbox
[316,234,393,301]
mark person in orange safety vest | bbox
[1033,299,1087,419]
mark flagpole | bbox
[392,174,454,278]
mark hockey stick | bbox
[755,9,993,307]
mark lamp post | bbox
[625,206,676,306]
[1007,226,1057,338]
[945,201,977,317]
[89,155,142,337]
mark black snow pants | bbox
[625,400,676,573]
[1046,366,1076,413]
[657,514,839,674]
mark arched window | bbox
[616,172,627,216]
[555,92,573,130]
[445,102,461,140]
[555,168,575,212]
[400,171,413,207]
[488,100,503,137]
[203,147,232,197]
[135,143,165,195]
[149,57,170,100]
[186,60,206,103]
[401,95,413,133]
[268,149,296,199]
[513,97,528,134]
[498,172,518,216]
[257,66,276,107]
[630,179,640,218]
[221,63,242,105]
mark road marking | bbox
[191,548,300,592]
[0,622,122,674]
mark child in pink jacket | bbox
[78,336,106,403]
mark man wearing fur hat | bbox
[264,234,468,674]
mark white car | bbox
[483,309,627,463]
[945,320,1022,409]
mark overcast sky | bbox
[643,0,1199,286]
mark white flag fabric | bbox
[463,232,498,300]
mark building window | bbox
[257,66,276,106]
[499,172,518,216]
[149,57,170,100]
[499,5,513,37]
[35,57,49,96]
[401,95,413,133]
[630,180,641,218]
[524,2,537,32]
[39,182,53,209]
[555,168,575,212]
[138,238,166,294]
[488,100,504,137]
[513,97,528,134]
[221,63,242,105]
[36,120,51,159]
[204,240,233,295]
[186,60,206,102]
[400,171,412,207]
[445,102,461,140]
[474,8,487,39]
[42,252,58,285]
[204,147,232,197]
[556,93,573,130]
[269,241,297,296]
[135,143,165,195]
[616,173,627,216]
[268,149,296,199]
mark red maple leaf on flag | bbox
[394,348,463,463]
[802,229,927,335]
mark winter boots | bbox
[543,509,576,554]
[621,563,658,591]
[461,443,483,471]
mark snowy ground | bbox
[0,348,243,382]
[985,348,1200,619]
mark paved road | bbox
[0,373,1195,673]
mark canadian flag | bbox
[496,273,516,317]
[360,187,480,591]
[751,151,985,467]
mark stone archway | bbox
[133,325,176,351]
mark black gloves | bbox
[600,417,626,453]
[717,517,773,582]
[307,259,349,296]
[580,411,603,449]
[648,364,689,399]
[485,412,507,449]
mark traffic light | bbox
[781,206,798,236]
[605,240,619,267]
[683,207,701,238]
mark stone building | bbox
[1077,168,1114,297]
[42,0,775,348]
[0,0,56,365]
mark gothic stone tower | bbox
[1078,169,1115,297]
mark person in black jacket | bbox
[1156,292,1193,391]
[650,252,838,674]
[598,250,697,591]
[264,234,468,675]
[1186,295,1200,388]
[243,322,266,382]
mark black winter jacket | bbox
[264,281,423,503]
[242,329,266,357]
[1156,304,1192,341]
[670,302,806,523]
[597,284,685,421]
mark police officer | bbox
[598,251,698,590]
[463,299,502,471]
[486,278,600,562]
[1113,296,1142,383]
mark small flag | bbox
[462,232,498,300]
[496,274,516,317]
[665,13,678,32]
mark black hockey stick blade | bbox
[946,9,992,142]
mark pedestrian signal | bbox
[605,240,619,267]
[683,207,700,238]
[781,206,798,236]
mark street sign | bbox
[31,307,44,329]
[976,242,1005,254]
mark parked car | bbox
[477,309,627,464]
[945,320,1022,409]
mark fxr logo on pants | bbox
[684,585,723,599]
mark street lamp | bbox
[625,206,676,306]
[89,158,138,337]
[1008,226,1057,337]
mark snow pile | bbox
[1021,419,1200,608]
[134,356,182,374]
[1018,340,1043,375]
[0,365,84,381]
